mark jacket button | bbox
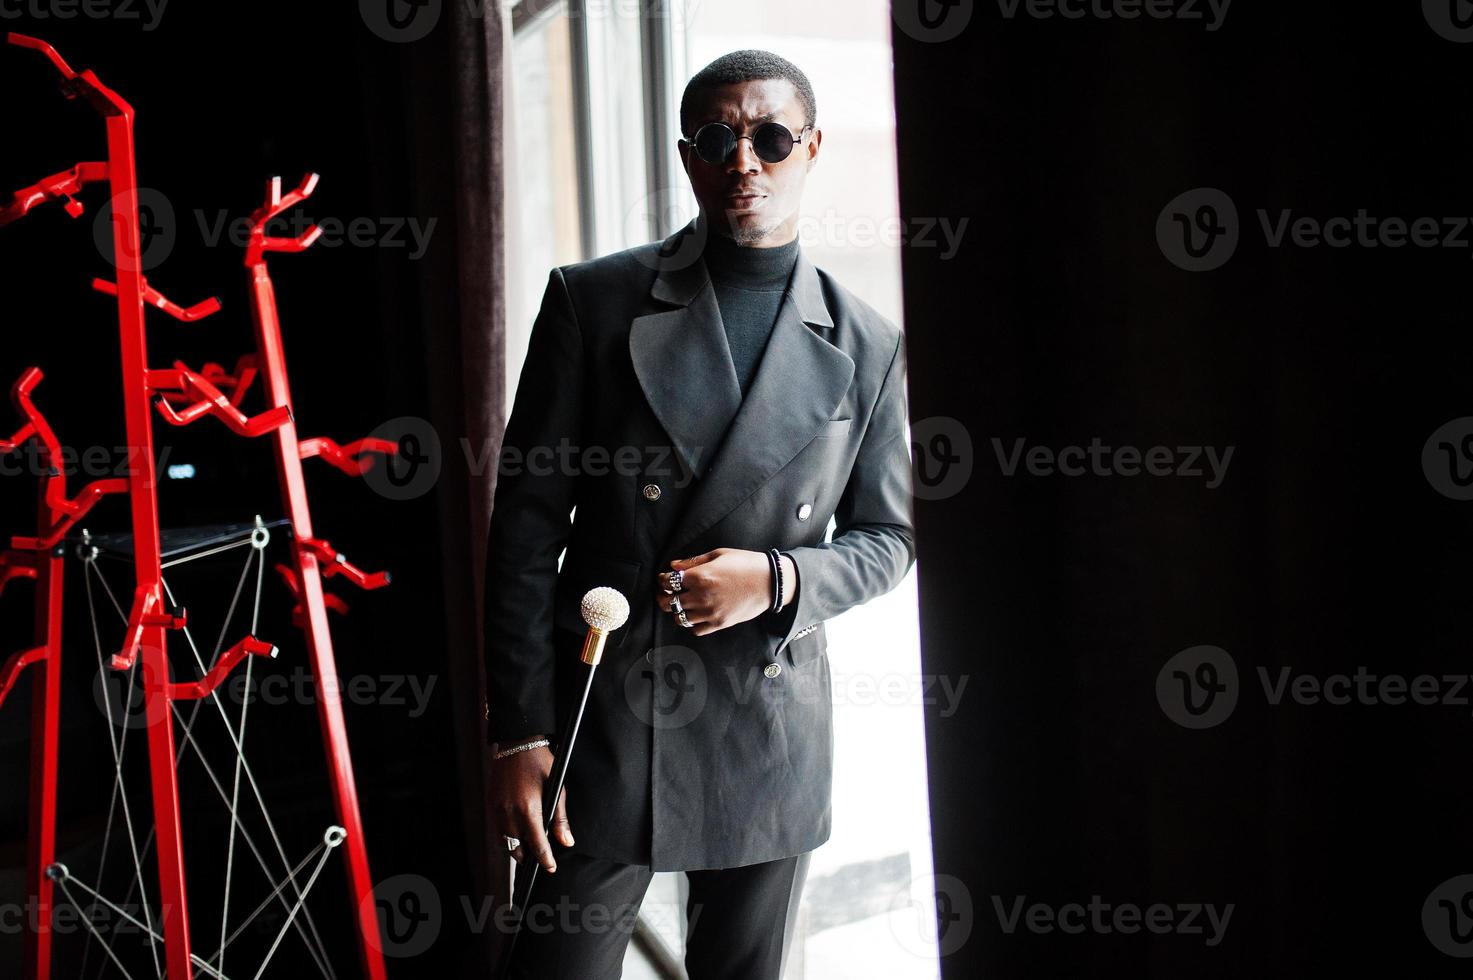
[764,662,782,679]
[643,483,662,501]
[645,648,654,664]
[796,502,813,521]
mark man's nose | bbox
[726,137,762,175]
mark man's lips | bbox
[725,192,766,210]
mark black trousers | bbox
[503,845,812,980]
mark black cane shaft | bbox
[542,660,596,829]
[498,660,600,980]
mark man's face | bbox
[678,78,821,247]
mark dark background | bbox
[1,1,1470,978]
[0,4,482,975]
[894,1,1473,977]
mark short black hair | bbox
[679,49,817,138]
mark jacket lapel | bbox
[629,226,743,480]
[629,222,855,552]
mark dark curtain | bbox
[894,4,1473,978]
[405,1,511,972]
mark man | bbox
[484,49,915,979]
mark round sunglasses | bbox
[684,121,812,166]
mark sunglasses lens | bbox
[753,123,797,163]
[694,124,736,164]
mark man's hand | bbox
[655,547,797,636]
[489,741,572,874]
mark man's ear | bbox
[806,128,822,171]
[678,138,692,175]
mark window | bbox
[506,1,584,411]
[504,3,936,975]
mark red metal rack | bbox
[2,33,396,979]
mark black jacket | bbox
[484,221,915,870]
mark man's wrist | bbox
[492,733,550,760]
[778,553,798,609]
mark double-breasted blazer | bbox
[484,220,915,871]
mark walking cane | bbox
[498,586,630,980]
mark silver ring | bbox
[505,835,520,852]
[668,569,684,593]
[677,609,693,628]
[671,595,684,616]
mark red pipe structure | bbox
[242,171,395,979]
[0,368,126,978]
[2,34,394,978]
[3,33,204,976]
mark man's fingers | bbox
[552,787,574,847]
[499,815,527,864]
[662,599,714,625]
[531,834,557,874]
[519,804,558,874]
[672,550,720,569]
[657,592,709,614]
[659,568,706,592]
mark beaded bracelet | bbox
[768,547,785,614]
[771,545,783,607]
[493,738,550,760]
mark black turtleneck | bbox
[702,233,801,397]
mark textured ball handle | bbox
[581,586,630,633]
